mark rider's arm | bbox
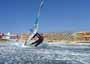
[31,33,38,40]
[36,33,41,38]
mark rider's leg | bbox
[30,40,39,45]
[34,40,43,47]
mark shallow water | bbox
[0,42,90,64]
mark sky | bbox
[0,0,90,33]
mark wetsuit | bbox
[30,33,43,47]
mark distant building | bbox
[43,32,64,42]
[9,33,19,41]
[0,32,4,39]
[1,32,19,41]
[19,32,29,43]
[73,32,90,42]
[2,32,11,40]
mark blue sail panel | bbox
[25,0,44,45]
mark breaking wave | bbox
[0,42,90,64]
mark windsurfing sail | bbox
[24,0,44,45]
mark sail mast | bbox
[34,0,44,31]
[25,0,44,45]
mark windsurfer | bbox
[30,33,43,47]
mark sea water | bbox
[0,42,90,64]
